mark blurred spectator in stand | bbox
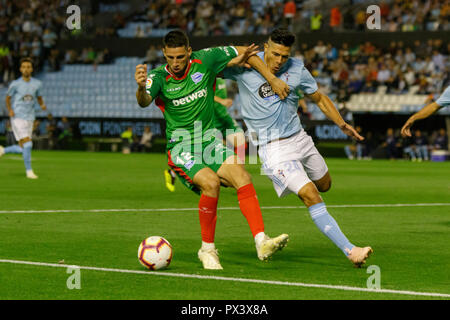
[310,9,322,31]
[32,119,46,150]
[145,45,159,69]
[330,5,342,31]
[46,113,57,150]
[86,47,97,64]
[138,126,153,152]
[56,117,72,150]
[135,25,145,38]
[403,129,430,161]
[431,49,446,73]
[42,28,57,61]
[433,128,448,150]
[64,49,78,64]
[0,43,12,85]
[344,126,365,160]
[48,49,61,72]
[283,0,296,30]
[121,126,134,154]
[355,9,366,31]
[94,48,111,66]
[31,36,41,71]
[382,128,402,159]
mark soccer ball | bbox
[138,236,173,270]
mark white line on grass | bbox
[0,259,449,298]
[0,203,449,214]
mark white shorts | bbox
[258,130,328,197]
[11,118,34,141]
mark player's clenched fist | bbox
[135,64,148,88]
[269,77,290,100]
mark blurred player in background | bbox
[135,30,290,270]
[224,28,372,267]
[164,77,246,192]
[401,86,450,137]
[0,58,47,179]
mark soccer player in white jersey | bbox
[223,28,373,267]
[401,86,450,137]
[0,58,47,179]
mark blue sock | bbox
[308,202,354,256]
[22,141,33,171]
[4,145,23,154]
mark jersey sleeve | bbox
[223,66,245,81]
[145,70,163,99]
[435,86,450,108]
[6,81,17,97]
[195,46,238,75]
[297,66,318,95]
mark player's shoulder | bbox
[148,64,168,78]
[7,78,20,91]
[441,86,450,96]
[31,77,42,85]
[287,57,305,70]
[9,78,21,85]
[193,46,237,59]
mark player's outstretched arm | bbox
[308,91,364,141]
[214,96,233,108]
[233,45,290,100]
[135,64,153,108]
[37,96,47,111]
[401,102,441,137]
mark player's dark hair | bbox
[163,30,190,48]
[269,28,296,47]
[19,57,33,67]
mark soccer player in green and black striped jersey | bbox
[135,30,289,270]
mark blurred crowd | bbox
[295,38,449,99]
[344,126,448,160]
[0,0,113,86]
[123,0,450,37]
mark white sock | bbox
[254,232,266,247]
[201,241,216,251]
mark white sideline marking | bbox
[0,259,449,298]
[0,203,449,214]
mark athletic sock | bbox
[22,141,33,171]
[237,183,265,238]
[234,143,247,162]
[308,202,354,256]
[4,145,23,154]
[198,194,218,244]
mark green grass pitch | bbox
[0,151,449,300]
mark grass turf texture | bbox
[0,151,449,300]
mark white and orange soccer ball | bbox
[138,236,173,270]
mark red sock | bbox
[237,183,265,237]
[198,194,218,243]
[234,143,247,162]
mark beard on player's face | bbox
[163,46,192,77]
[20,63,33,79]
[264,41,291,74]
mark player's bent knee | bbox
[233,166,252,188]
[194,170,221,196]
[202,177,220,193]
[297,182,322,207]
[314,172,332,193]
[317,179,331,192]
